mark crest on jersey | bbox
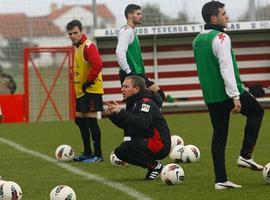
[141,104,150,112]
[218,33,226,43]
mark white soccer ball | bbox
[0,181,23,200]
[181,144,200,163]
[169,145,185,162]
[55,144,75,162]
[263,162,270,184]
[170,135,184,150]
[161,163,185,185]
[49,185,76,200]
[110,151,128,166]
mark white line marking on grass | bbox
[0,137,152,200]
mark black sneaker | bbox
[145,162,163,180]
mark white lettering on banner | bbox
[104,29,119,37]
[95,20,270,38]
[226,23,241,30]
[260,21,270,28]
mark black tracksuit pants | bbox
[207,91,264,183]
[114,138,170,169]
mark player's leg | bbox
[208,100,242,189]
[237,91,264,170]
[86,116,102,158]
[73,98,93,161]
[114,140,150,166]
[114,139,167,180]
[81,93,103,163]
[207,100,232,183]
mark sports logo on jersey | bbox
[141,103,150,112]
[218,33,226,43]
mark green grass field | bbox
[0,111,270,200]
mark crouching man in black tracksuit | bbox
[106,75,171,180]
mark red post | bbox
[23,48,30,122]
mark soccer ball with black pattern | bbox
[0,180,23,200]
[169,144,185,162]
[263,162,270,184]
[161,163,185,185]
[170,135,184,151]
[55,144,75,162]
[49,185,76,200]
[110,151,128,166]
[181,144,200,163]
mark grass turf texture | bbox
[0,111,269,200]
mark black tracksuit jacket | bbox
[109,90,171,154]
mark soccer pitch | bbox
[0,111,270,200]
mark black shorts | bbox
[76,93,103,113]
[119,70,155,88]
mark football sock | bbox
[75,117,92,156]
[87,117,102,157]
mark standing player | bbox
[116,4,165,101]
[66,20,104,163]
[193,1,264,189]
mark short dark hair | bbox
[124,4,141,19]
[66,20,83,31]
[202,1,225,23]
[125,76,146,92]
